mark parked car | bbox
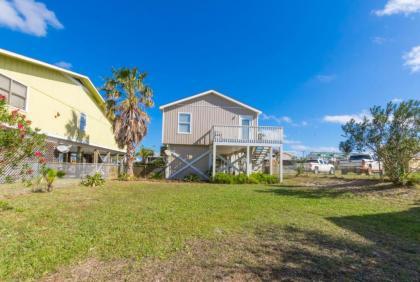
[339,154,382,175]
[304,159,335,174]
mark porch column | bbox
[212,143,216,179]
[93,149,99,164]
[269,147,273,175]
[165,145,171,179]
[208,145,212,169]
[279,144,283,183]
[106,152,111,163]
[246,146,250,176]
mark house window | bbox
[178,112,191,134]
[0,73,27,110]
[80,113,87,132]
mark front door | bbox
[240,116,252,140]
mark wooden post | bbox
[93,149,99,164]
[106,152,111,163]
[212,143,216,179]
[246,146,250,176]
[77,146,82,163]
[269,146,273,175]
[279,145,283,183]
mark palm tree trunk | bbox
[126,143,135,178]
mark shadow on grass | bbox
[328,206,420,246]
[43,218,420,281]
[195,224,420,281]
[256,180,404,199]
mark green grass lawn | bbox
[0,178,419,280]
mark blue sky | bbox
[1,0,419,155]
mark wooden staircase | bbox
[251,146,270,172]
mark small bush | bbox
[183,174,201,182]
[212,173,279,184]
[247,174,260,184]
[213,173,235,184]
[35,167,65,192]
[235,174,249,184]
[118,173,129,181]
[406,172,420,186]
[295,163,305,176]
[150,171,164,180]
[81,173,105,187]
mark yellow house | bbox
[0,48,124,168]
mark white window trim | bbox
[0,72,29,112]
[178,112,192,134]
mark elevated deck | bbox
[211,125,283,146]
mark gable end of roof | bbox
[159,90,262,114]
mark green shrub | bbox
[212,173,279,184]
[81,173,105,187]
[183,174,201,182]
[249,173,279,184]
[295,163,304,176]
[35,167,65,192]
[118,173,129,181]
[247,174,260,184]
[406,172,420,186]
[213,173,235,184]
[235,174,249,184]
[150,171,164,180]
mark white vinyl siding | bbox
[0,73,27,110]
[178,112,191,134]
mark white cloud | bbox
[261,113,292,124]
[261,114,309,127]
[375,0,420,16]
[284,139,338,153]
[372,36,389,45]
[316,74,336,83]
[54,61,72,69]
[284,139,302,145]
[0,0,63,36]
[392,98,403,103]
[323,111,370,124]
[403,45,420,73]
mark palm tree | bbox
[101,68,153,178]
[137,146,154,164]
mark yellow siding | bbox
[0,54,121,152]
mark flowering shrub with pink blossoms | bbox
[0,95,46,184]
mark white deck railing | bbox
[212,125,283,145]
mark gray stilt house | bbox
[160,90,284,181]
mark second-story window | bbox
[80,113,87,132]
[178,112,191,134]
[0,73,27,110]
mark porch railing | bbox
[211,125,283,144]
[47,162,120,179]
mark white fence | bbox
[0,162,120,184]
